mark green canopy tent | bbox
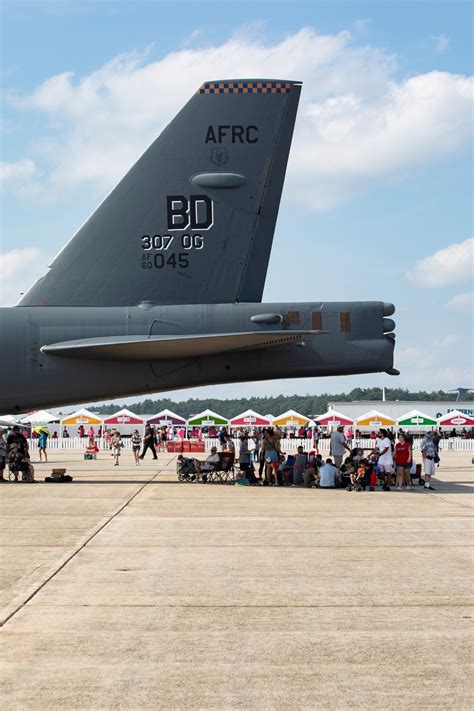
[397,410,437,430]
[187,409,229,427]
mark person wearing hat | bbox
[7,425,29,457]
[330,425,351,468]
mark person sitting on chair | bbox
[191,447,221,482]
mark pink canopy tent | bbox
[230,410,272,427]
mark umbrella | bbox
[34,426,50,436]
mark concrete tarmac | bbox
[0,449,473,709]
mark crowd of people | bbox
[0,418,444,491]
[177,425,441,491]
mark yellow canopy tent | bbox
[61,408,102,426]
[355,410,396,429]
[272,410,309,428]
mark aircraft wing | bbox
[41,331,322,361]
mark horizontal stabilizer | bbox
[41,331,321,361]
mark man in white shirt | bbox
[194,447,220,482]
[375,429,394,487]
[318,458,340,488]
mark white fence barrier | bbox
[26,436,474,452]
[204,437,474,453]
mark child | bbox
[348,459,368,490]
[38,430,48,462]
[110,432,122,466]
[131,429,142,466]
[85,436,99,459]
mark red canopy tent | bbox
[230,410,272,427]
[316,410,354,428]
[103,409,145,435]
[437,410,474,428]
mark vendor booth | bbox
[272,410,309,429]
[60,409,102,438]
[146,409,187,427]
[187,410,228,428]
[103,409,144,436]
[20,409,60,425]
[397,410,437,430]
[437,410,474,429]
[316,410,354,428]
[229,410,272,429]
[355,410,396,430]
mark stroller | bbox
[346,462,371,491]
[176,456,197,482]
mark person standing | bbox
[312,425,321,455]
[394,432,412,489]
[140,424,158,460]
[218,427,228,451]
[38,430,48,462]
[375,429,394,488]
[330,426,351,468]
[131,429,142,466]
[110,432,122,466]
[238,435,251,472]
[420,432,436,490]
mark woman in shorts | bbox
[394,432,412,489]
[110,432,122,466]
[262,428,279,485]
[131,429,142,466]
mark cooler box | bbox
[190,442,205,453]
[166,442,175,453]
[174,442,184,452]
[182,441,191,452]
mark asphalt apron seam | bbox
[0,458,174,629]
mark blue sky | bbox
[1,0,473,404]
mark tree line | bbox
[89,388,457,418]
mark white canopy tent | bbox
[20,410,60,425]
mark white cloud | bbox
[433,34,449,53]
[433,334,459,348]
[0,248,47,306]
[406,237,474,287]
[0,159,37,184]
[4,28,473,209]
[447,290,474,311]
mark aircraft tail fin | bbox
[19,79,301,307]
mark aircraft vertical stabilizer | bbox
[19,79,301,307]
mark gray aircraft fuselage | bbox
[0,301,395,413]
